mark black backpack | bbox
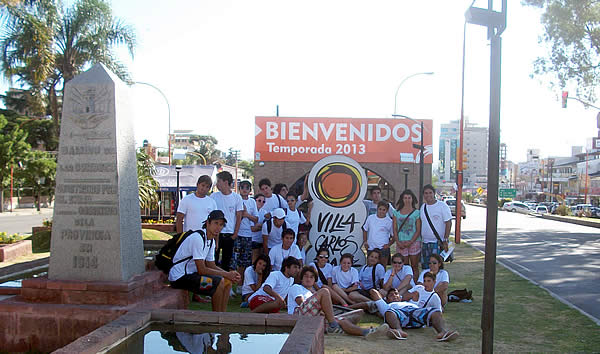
[155,229,208,274]
[266,219,287,234]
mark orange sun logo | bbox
[312,162,362,208]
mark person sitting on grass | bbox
[354,249,386,303]
[370,287,458,341]
[240,254,271,308]
[309,247,348,306]
[381,253,415,297]
[417,254,449,306]
[269,229,302,271]
[287,266,389,339]
[169,210,242,312]
[248,256,301,313]
[331,253,361,305]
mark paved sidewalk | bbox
[0,207,53,218]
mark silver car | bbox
[503,201,531,214]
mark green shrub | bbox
[0,232,25,244]
[556,205,569,216]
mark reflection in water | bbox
[132,325,290,354]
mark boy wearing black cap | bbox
[169,210,242,312]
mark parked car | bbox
[474,198,481,204]
[590,207,600,218]
[534,205,548,214]
[524,201,537,209]
[503,201,531,214]
[444,198,466,219]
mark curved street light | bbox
[393,72,434,116]
[132,81,172,165]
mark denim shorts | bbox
[421,242,440,270]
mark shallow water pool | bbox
[105,323,291,354]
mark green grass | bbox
[188,243,600,352]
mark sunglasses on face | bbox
[256,199,264,203]
[318,255,329,259]
[240,185,250,190]
[392,261,403,265]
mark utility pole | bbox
[229,148,241,192]
[466,1,507,353]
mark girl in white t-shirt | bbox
[309,247,348,306]
[331,253,361,305]
[241,254,270,307]
[417,254,450,306]
[354,249,386,302]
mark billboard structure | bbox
[255,116,433,164]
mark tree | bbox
[0,114,30,212]
[1,0,136,135]
[13,149,56,211]
[524,0,600,102]
[137,149,159,210]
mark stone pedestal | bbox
[49,63,144,282]
[0,271,188,352]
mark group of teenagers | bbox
[167,170,458,342]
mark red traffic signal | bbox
[562,91,568,108]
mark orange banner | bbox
[255,116,433,163]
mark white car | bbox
[503,201,531,214]
[534,205,548,214]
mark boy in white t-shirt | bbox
[176,175,217,233]
[420,184,452,270]
[233,180,258,285]
[210,171,244,271]
[258,178,287,218]
[169,210,241,312]
[249,257,301,313]
[269,229,302,271]
[288,266,389,339]
[362,201,394,265]
[262,207,286,254]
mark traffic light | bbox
[562,91,568,108]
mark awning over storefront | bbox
[152,165,217,192]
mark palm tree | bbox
[0,0,135,135]
[137,149,159,210]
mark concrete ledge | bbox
[0,240,32,262]
[0,257,49,280]
[57,310,323,354]
[141,223,175,233]
[541,214,600,228]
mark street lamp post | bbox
[548,158,555,202]
[393,71,433,206]
[466,1,507,352]
[393,72,434,116]
[393,114,429,206]
[133,82,172,165]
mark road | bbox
[0,209,53,235]
[460,204,600,324]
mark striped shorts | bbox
[386,306,440,329]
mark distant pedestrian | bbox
[175,175,217,233]
[210,171,243,271]
[420,185,452,270]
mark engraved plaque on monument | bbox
[49,63,144,281]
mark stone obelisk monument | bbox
[49,63,144,281]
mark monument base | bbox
[0,270,189,352]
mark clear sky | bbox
[3,0,596,163]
